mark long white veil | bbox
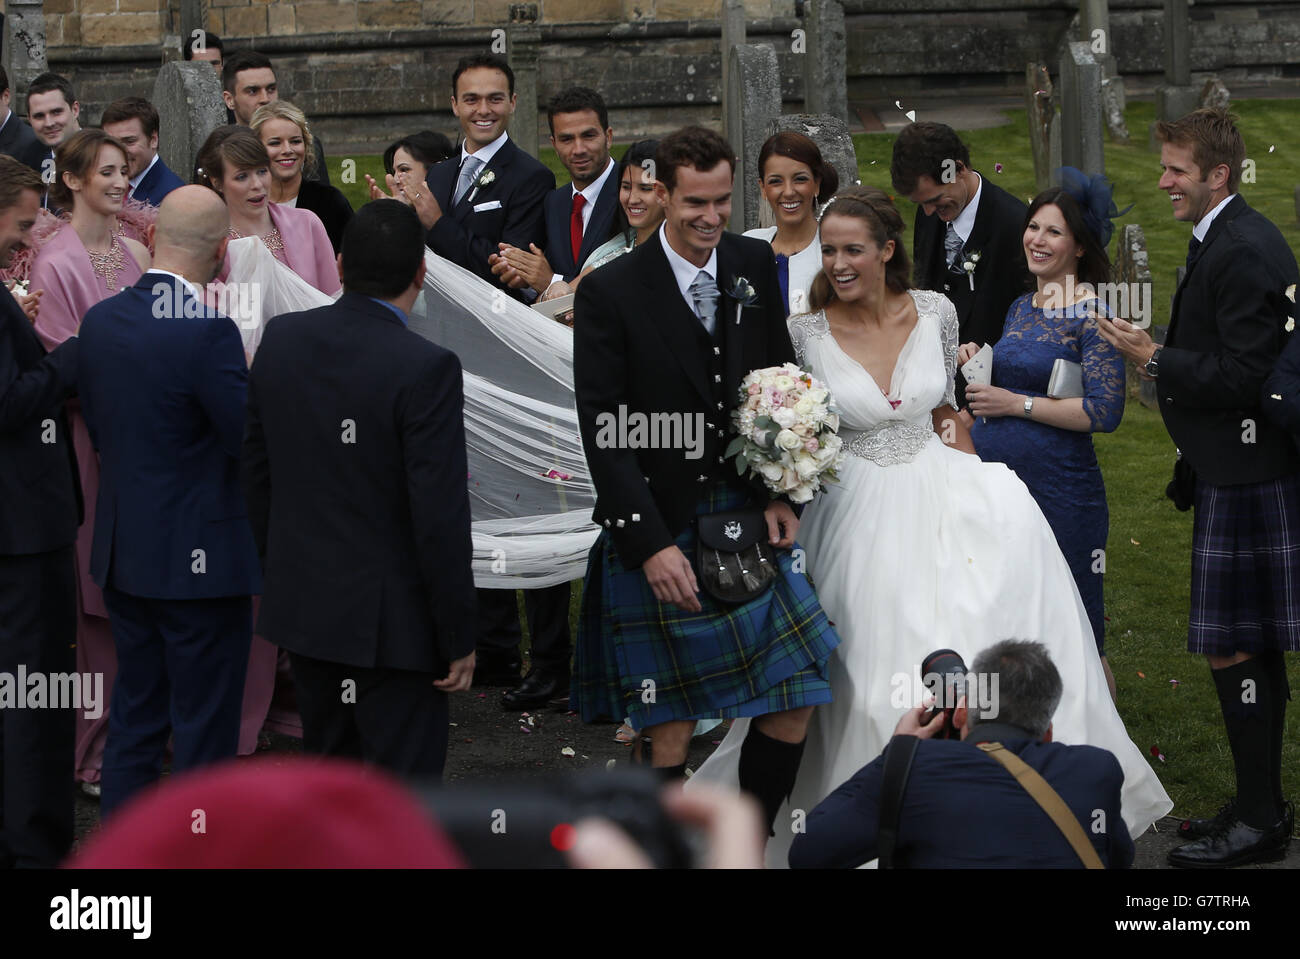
[220,235,598,588]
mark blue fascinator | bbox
[1053,167,1132,249]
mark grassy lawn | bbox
[330,100,1300,819]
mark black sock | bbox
[1212,657,1279,829]
[1261,651,1291,810]
[654,763,687,783]
[737,726,806,837]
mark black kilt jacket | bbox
[1159,194,1300,486]
[573,229,793,570]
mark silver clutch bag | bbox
[1047,359,1084,398]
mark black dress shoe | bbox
[500,668,570,710]
[1167,812,1291,869]
[1178,798,1237,841]
[473,656,522,688]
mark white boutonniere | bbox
[466,168,497,205]
[962,250,982,291]
[1286,283,1296,332]
[726,275,758,325]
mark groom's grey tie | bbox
[689,270,720,336]
[453,155,484,206]
[944,221,964,273]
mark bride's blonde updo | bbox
[808,185,912,310]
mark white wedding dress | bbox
[689,289,1172,866]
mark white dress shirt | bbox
[950,172,983,246]
[659,221,718,320]
[1193,192,1236,243]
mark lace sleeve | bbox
[787,310,828,366]
[1077,300,1125,432]
[936,294,960,409]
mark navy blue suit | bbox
[788,724,1134,868]
[129,157,184,208]
[542,163,620,282]
[424,136,554,291]
[0,110,40,165]
[77,273,260,818]
[0,282,80,866]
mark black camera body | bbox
[920,648,968,740]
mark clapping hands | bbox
[491,242,556,294]
[364,172,442,230]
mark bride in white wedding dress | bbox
[689,186,1171,865]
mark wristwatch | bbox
[1144,346,1163,378]
[1023,397,1034,418]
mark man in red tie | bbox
[493,87,619,301]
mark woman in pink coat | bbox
[29,130,151,796]
[195,126,340,297]
[194,126,338,752]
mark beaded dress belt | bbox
[839,420,933,466]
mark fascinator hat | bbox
[1053,166,1133,248]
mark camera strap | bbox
[877,734,920,869]
[977,742,1104,869]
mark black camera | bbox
[416,766,696,868]
[919,648,968,739]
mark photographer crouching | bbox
[789,640,1134,868]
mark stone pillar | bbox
[153,60,227,187]
[721,0,746,128]
[803,0,848,125]
[1115,223,1157,406]
[1059,42,1105,178]
[727,44,781,233]
[1025,63,1059,191]
[1153,0,1200,137]
[6,0,47,110]
[177,0,205,62]
[507,9,541,159]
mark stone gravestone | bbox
[803,0,848,125]
[1079,0,1128,143]
[507,9,541,159]
[1059,43,1105,177]
[1025,63,1062,191]
[721,0,746,125]
[727,43,781,233]
[5,0,47,104]
[1115,223,1158,407]
[757,113,860,230]
[153,61,227,187]
[1200,76,1230,110]
[1152,0,1200,146]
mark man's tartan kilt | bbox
[573,483,840,729]
[1189,472,1300,656]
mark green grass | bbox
[331,102,1300,819]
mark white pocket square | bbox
[473,200,502,212]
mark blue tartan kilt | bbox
[573,484,840,728]
[1189,472,1300,655]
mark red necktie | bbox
[570,192,587,263]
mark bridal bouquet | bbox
[726,364,845,504]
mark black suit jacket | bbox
[296,179,354,254]
[241,293,476,675]
[0,111,40,164]
[543,163,621,281]
[574,229,793,569]
[789,727,1134,869]
[424,137,554,290]
[912,175,1030,350]
[1160,194,1300,486]
[0,282,81,555]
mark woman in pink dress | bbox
[29,129,151,797]
[195,126,340,296]
[194,126,338,753]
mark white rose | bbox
[807,387,829,405]
[788,485,815,504]
[775,429,802,451]
[793,397,816,417]
[758,461,784,483]
[774,375,796,392]
[794,455,819,480]
[772,406,798,429]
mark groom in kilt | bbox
[1100,108,1297,867]
[572,126,840,833]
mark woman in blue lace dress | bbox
[960,170,1127,700]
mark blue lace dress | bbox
[970,293,1124,654]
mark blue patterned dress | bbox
[970,293,1124,653]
